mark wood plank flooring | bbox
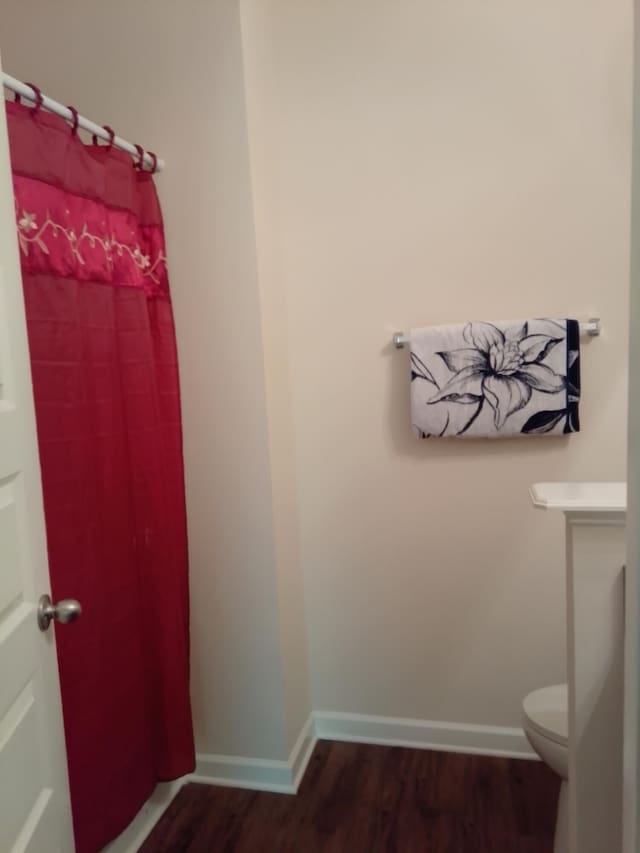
[139,741,559,852]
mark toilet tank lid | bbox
[523,684,568,744]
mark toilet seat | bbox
[522,683,568,746]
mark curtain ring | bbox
[133,144,145,170]
[23,82,43,114]
[66,106,80,136]
[147,151,158,174]
[103,125,115,150]
[92,125,115,149]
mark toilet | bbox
[522,684,568,853]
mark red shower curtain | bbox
[6,101,195,853]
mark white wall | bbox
[0,0,310,760]
[624,1,640,848]
[239,2,311,751]
[1,0,632,757]
[240,0,631,726]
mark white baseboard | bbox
[103,777,188,853]
[192,713,317,795]
[289,713,317,789]
[313,711,536,760]
[104,710,533,851]
[191,754,295,793]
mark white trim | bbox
[102,711,533,851]
[103,777,188,853]
[192,713,317,795]
[290,714,317,789]
[101,715,317,851]
[313,711,536,760]
[192,754,295,794]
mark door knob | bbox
[37,594,82,631]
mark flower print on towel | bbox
[410,319,581,439]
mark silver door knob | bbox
[37,594,82,631]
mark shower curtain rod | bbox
[1,72,165,173]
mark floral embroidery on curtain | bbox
[16,206,167,283]
[13,174,169,295]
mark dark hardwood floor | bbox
[139,740,559,853]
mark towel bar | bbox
[393,318,601,348]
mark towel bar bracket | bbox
[585,317,601,337]
[393,318,601,349]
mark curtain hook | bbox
[23,82,43,114]
[92,125,115,150]
[133,144,145,170]
[66,106,80,136]
[103,125,115,151]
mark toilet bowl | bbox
[522,684,568,853]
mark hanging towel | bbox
[410,318,581,439]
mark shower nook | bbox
[0,67,194,853]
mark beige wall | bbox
[1,0,632,752]
[241,0,631,725]
[0,0,310,759]
[240,2,312,750]
[624,1,640,847]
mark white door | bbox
[0,66,75,852]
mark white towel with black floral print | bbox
[410,319,581,439]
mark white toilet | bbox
[522,684,568,853]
